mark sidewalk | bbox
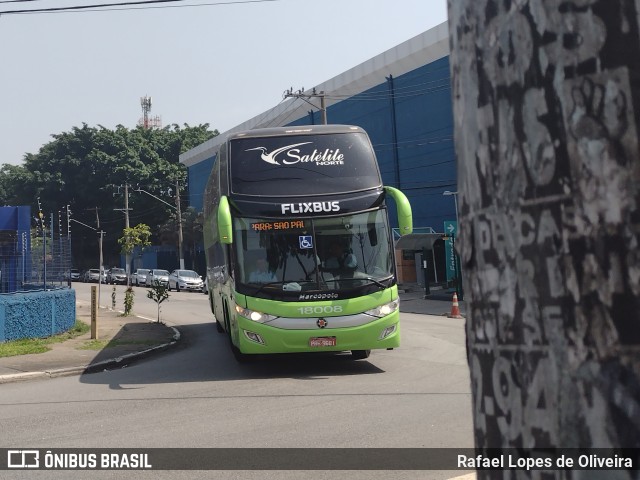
[398,284,467,317]
[0,300,179,384]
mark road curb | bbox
[0,324,181,384]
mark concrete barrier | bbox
[0,288,76,342]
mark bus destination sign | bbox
[251,220,306,231]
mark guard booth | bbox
[395,233,462,299]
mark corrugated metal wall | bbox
[284,56,456,233]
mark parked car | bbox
[107,268,128,285]
[83,269,101,283]
[145,269,170,287]
[168,269,204,292]
[202,276,208,295]
[133,268,150,286]
[64,268,81,281]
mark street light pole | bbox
[134,186,184,270]
[443,190,459,226]
[442,190,463,300]
[175,180,184,270]
[70,217,105,307]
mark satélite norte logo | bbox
[246,142,345,166]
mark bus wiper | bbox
[363,276,393,288]
[337,275,393,288]
[250,280,316,296]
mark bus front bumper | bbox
[235,310,400,354]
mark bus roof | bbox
[225,124,365,142]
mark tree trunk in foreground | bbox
[448,0,640,475]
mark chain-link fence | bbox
[0,229,72,293]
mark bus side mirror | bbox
[384,186,413,236]
[217,195,233,244]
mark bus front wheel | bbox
[351,350,371,360]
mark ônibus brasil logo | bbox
[246,142,345,166]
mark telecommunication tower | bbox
[138,95,162,129]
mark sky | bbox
[0,0,448,166]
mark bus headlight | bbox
[365,299,399,318]
[235,305,277,323]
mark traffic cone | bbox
[447,292,463,319]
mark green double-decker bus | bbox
[203,125,412,361]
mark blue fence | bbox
[0,229,72,294]
[0,288,76,342]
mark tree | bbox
[0,123,218,269]
[448,0,640,471]
[118,223,151,287]
[146,281,169,323]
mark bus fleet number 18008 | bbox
[297,306,343,315]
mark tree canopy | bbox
[0,123,218,268]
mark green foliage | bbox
[118,223,152,255]
[123,286,135,316]
[0,123,218,268]
[146,281,169,323]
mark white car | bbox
[145,269,170,287]
[168,269,204,292]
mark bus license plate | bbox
[309,336,336,347]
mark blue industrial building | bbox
[180,22,456,284]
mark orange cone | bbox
[447,292,463,319]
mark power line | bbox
[0,0,42,4]
[2,0,184,14]
[0,0,277,15]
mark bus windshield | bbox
[233,209,394,299]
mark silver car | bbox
[145,269,170,287]
[133,268,150,286]
[168,270,204,292]
[83,269,101,283]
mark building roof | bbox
[179,21,449,167]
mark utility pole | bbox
[134,185,183,269]
[284,87,327,125]
[176,179,184,270]
[73,209,105,307]
[95,207,105,306]
[115,184,133,283]
[124,183,130,229]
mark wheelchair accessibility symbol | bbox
[299,236,313,249]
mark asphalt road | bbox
[0,282,474,480]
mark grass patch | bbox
[78,339,159,351]
[0,320,90,358]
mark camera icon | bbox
[7,450,39,468]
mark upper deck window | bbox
[229,132,382,196]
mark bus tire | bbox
[215,315,224,333]
[351,350,371,360]
[224,303,250,363]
